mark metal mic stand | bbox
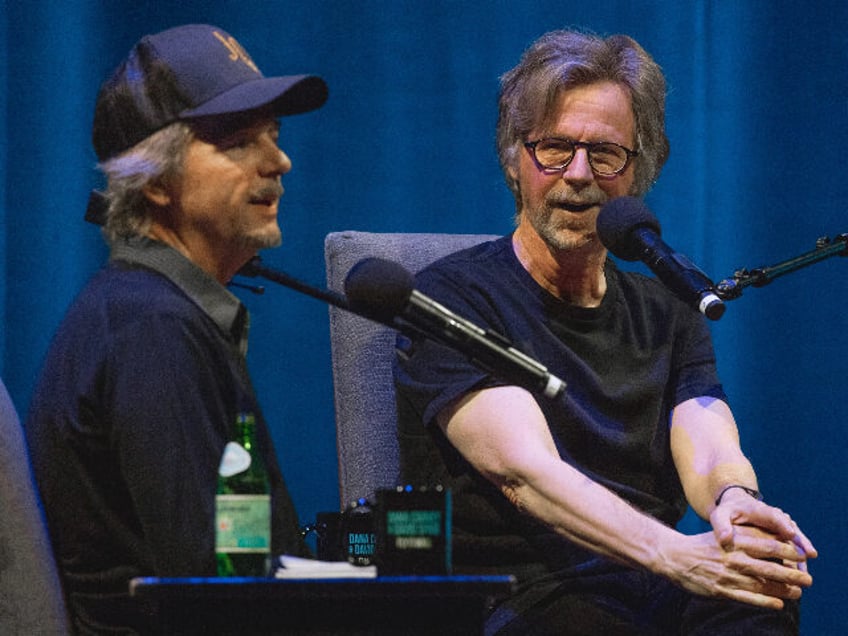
[236,257,350,309]
[234,258,438,341]
[715,233,847,300]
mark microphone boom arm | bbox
[237,257,566,400]
[715,233,847,300]
[237,256,350,310]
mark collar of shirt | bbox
[109,236,250,355]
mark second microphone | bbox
[343,257,566,400]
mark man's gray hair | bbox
[97,122,193,242]
[497,30,670,207]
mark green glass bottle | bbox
[215,412,271,577]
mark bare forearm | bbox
[442,387,678,571]
[670,397,759,517]
[497,458,678,572]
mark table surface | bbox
[130,573,516,600]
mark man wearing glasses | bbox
[394,30,816,634]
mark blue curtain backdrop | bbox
[2,2,845,632]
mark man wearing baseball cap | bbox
[26,24,328,633]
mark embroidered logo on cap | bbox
[212,30,259,74]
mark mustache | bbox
[546,185,608,208]
[547,197,605,208]
[252,182,284,201]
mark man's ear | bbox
[506,164,522,200]
[142,181,171,207]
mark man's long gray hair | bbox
[497,30,670,209]
[97,122,193,242]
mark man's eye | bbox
[539,141,575,158]
[220,135,252,150]
[540,141,571,153]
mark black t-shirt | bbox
[394,235,726,582]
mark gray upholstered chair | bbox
[324,230,499,507]
[0,379,70,634]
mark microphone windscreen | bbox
[596,196,661,261]
[344,257,414,323]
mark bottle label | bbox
[215,494,271,552]
[218,441,252,477]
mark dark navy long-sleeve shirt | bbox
[26,236,308,634]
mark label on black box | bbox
[376,486,451,575]
[387,509,442,548]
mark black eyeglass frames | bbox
[524,138,638,177]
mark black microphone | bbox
[344,257,566,399]
[597,196,725,320]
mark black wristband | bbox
[714,485,763,507]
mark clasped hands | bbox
[702,491,817,608]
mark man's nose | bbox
[261,138,292,176]
[561,147,594,182]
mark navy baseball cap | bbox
[92,24,328,161]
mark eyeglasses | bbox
[524,138,638,177]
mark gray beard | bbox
[527,201,604,252]
[237,226,282,251]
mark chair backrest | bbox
[0,379,70,635]
[324,230,500,507]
